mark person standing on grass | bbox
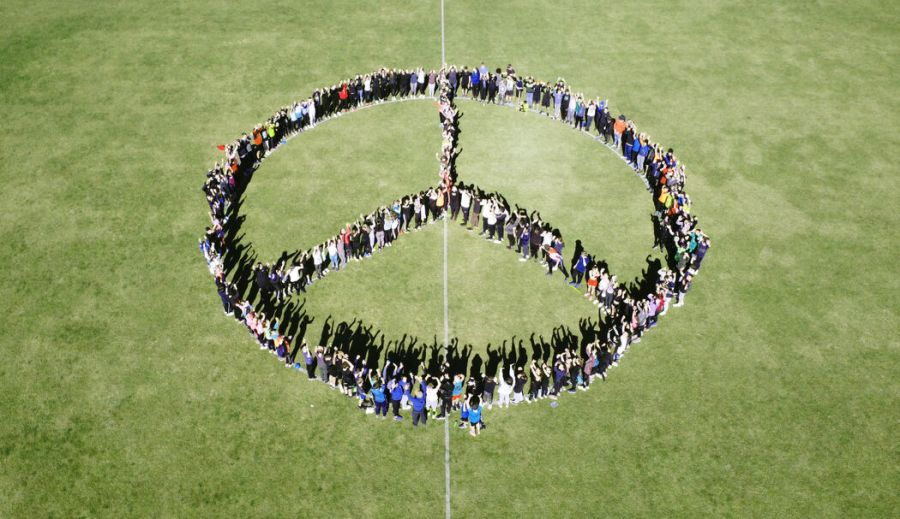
[389,377,405,420]
[538,363,551,399]
[460,66,470,95]
[467,395,483,437]
[371,381,388,419]
[400,375,411,410]
[518,224,531,261]
[410,386,427,427]
[586,264,600,302]
[529,360,544,400]
[327,240,339,271]
[613,115,626,148]
[545,242,570,279]
[523,221,537,262]
[541,83,552,115]
[504,213,517,249]
[482,375,496,410]
[417,67,426,95]
[586,100,596,133]
[427,70,437,98]
[512,367,527,404]
[438,375,453,420]
[425,376,440,419]
[497,369,512,408]
[316,346,328,382]
[298,344,315,379]
[623,122,635,164]
[451,373,465,410]
[553,87,563,119]
[570,251,590,288]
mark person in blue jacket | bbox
[370,382,387,419]
[389,378,404,420]
[410,387,427,427]
[458,399,470,430]
[570,251,590,288]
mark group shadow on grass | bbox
[198,65,709,425]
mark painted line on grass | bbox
[440,3,451,518]
[441,0,446,66]
[442,213,451,519]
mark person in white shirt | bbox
[312,246,323,279]
[425,377,440,419]
[480,199,494,236]
[460,188,472,225]
[540,229,553,265]
[326,240,339,271]
[288,265,302,293]
[496,366,513,409]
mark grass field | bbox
[1,0,898,517]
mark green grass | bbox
[1,0,898,517]
[293,220,597,353]
[240,99,442,260]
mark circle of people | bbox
[199,64,710,436]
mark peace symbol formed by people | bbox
[198,64,710,431]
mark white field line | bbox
[441,3,451,518]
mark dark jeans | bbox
[412,410,426,426]
[375,401,388,416]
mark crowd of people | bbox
[199,64,710,435]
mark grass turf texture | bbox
[1,0,898,517]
